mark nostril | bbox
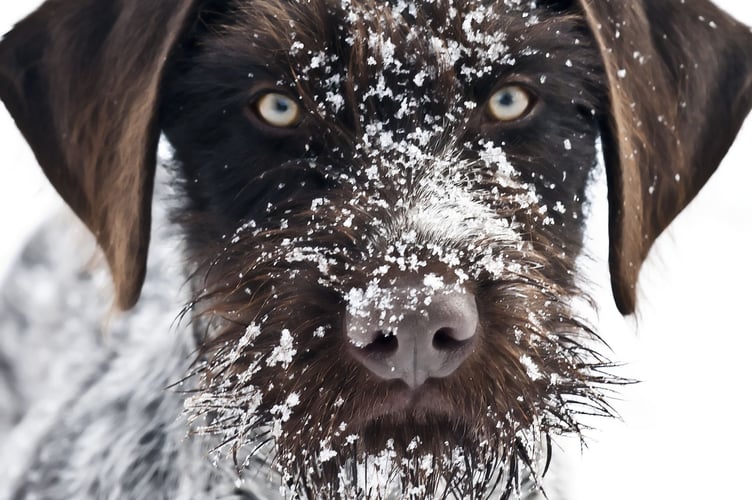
[432,327,471,351]
[362,330,399,357]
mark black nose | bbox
[346,281,478,388]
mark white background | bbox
[1,2,751,499]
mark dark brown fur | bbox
[1,0,751,498]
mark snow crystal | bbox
[266,329,296,369]
[270,392,301,424]
[319,438,338,462]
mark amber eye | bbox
[255,92,301,128]
[487,85,534,122]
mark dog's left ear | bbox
[579,0,752,314]
[0,0,197,309]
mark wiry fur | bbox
[1,0,751,498]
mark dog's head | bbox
[2,0,750,497]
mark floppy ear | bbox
[580,0,752,314]
[0,0,197,309]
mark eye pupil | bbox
[497,92,514,107]
[274,99,290,112]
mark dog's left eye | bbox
[254,92,301,128]
[487,85,535,122]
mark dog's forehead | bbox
[226,0,556,84]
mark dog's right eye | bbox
[254,92,301,128]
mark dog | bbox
[0,0,750,498]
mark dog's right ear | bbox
[0,0,197,309]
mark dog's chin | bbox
[355,412,481,461]
[346,381,479,451]
[352,394,491,464]
[270,389,547,499]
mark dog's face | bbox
[161,1,609,494]
[1,0,751,498]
